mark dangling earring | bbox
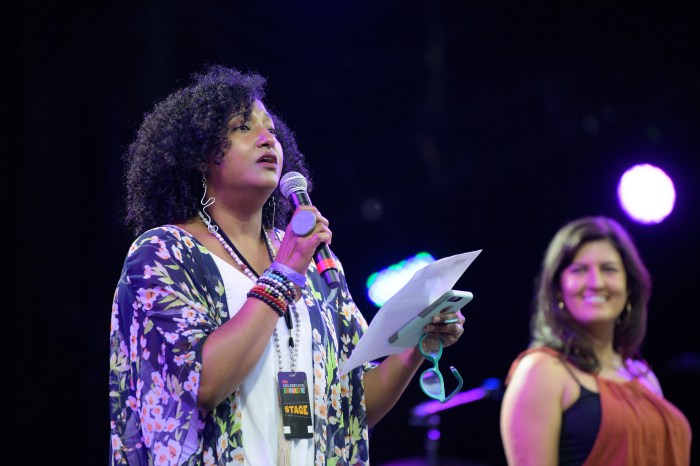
[200,175,217,233]
[557,300,565,310]
[625,301,632,317]
[616,302,632,325]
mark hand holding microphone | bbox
[289,209,317,237]
[280,172,340,289]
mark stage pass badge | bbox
[277,372,313,438]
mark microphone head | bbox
[280,171,308,198]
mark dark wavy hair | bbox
[124,65,312,236]
[530,216,651,373]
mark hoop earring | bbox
[200,175,217,233]
[264,196,276,230]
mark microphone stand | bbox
[408,378,502,466]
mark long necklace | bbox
[198,211,263,281]
[198,211,299,358]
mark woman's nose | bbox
[586,268,604,287]
[256,128,276,147]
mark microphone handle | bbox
[289,191,341,289]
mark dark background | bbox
[19,2,699,465]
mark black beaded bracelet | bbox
[257,277,295,303]
[247,289,286,317]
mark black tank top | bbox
[559,362,602,466]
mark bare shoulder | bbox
[508,350,569,393]
[501,348,569,457]
[516,350,566,375]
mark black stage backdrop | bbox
[18,2,699,465]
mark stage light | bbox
[618,163,675,225]
[366,252,436,307]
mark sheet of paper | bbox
[339,249,482,375]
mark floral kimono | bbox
[110,226,376,465]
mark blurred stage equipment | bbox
[379,378,502,466]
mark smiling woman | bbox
[559,240,629,328]
[499,216,691,466]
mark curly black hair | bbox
[124,64,312,236]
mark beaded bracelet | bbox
[251,282,288,304]
[252,283,290,310]
[247,287,287,317]
[257,277,295,303]
[261,270,294,289]
[269,261,307,288]
[247,265,300,317]
[266,269,296,293]
[261,269,296,301]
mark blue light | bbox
[366,252,436,307]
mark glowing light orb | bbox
[618,163,675,224]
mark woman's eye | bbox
[230,123,250,132]
[268,127,276,135]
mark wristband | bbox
[270,261,307,288]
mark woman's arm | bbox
[363,311,466,428]
[500,351,566,466]
[363,346,425,428]
[197,298,283,410]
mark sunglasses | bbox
[418,333,464,403]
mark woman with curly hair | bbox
[109,65,467,465]
[500,216,691,465]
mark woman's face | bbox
[208,99,284,199]
[559,239,628,327]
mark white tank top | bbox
[211,254,315,466]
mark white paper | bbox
[339,250,482,375]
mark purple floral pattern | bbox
[110,226,376,465]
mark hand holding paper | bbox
[339,250,481,375]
